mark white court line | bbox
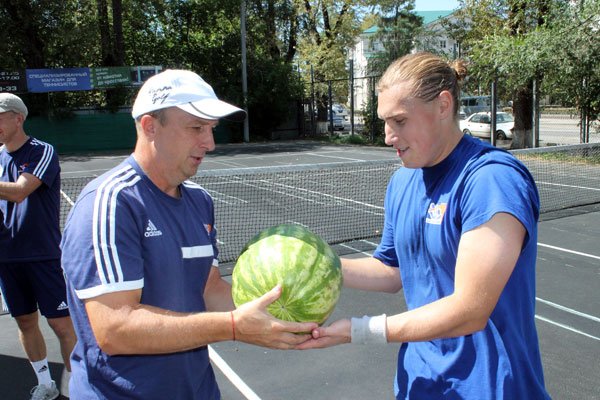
[339,243,374,257]
[60,190,75,206]
[538,242,600,261]
[536,181,600,192]
[62,169,106,176]
[208,345,262,400]
[264,180,384,211]
[536,297,600,323]
[230,178,384,217]
[535,316,600,341]
[304,152,379,162]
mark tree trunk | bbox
[97,0,113,65]
[112,0,125,66]
[510,82,534,149]
[3,1,48,115]
[508,0,533,149]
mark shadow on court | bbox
[0,353,67,399]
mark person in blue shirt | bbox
[0,93,76,400]
[298,52,551,399]
[60,69,317,400]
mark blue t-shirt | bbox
[374,135,549,400]
[0,138,61,262]
[61,156,221,400]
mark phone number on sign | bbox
[0,86,18,92]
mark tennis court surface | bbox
[1,141,599,399]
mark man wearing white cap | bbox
[0,93,76,400]
[60,70,317,399]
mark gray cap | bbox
[0,93,28,118]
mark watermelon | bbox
[231,224,342,325]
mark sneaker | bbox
[30,381,59,400]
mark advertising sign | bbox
[0,70,27,93]
[91,67,131,88]
[26,68,92,92]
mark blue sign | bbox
[26,68,92,93]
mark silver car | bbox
[460,111,514,140]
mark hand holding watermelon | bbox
[231,284,318,349]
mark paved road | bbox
[539,115,600,145]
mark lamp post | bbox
[241,0,249,142]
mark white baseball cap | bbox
[0,93,28,118]
[131,69,246,121]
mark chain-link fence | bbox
[300,72,599,148]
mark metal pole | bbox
[491,80,497,147]
[241,0,249,142]
[370,76,375,143]
[328,81,333,135]
[310,65,315,136]
[349,58,354,136]
[532,78,540,148]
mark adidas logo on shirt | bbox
[144,220,163,237]
[56,301,68,311]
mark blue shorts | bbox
[0,260,70,318]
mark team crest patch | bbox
[426,202,447,225]
[18,162,29,174]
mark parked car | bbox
[330,115,351,131]
[332,115,344,131]
[460,111,514,140]
[332,103,349,117]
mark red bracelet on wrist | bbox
[230,311,236,341]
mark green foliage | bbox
[455,0,600,138]
[295,0,362,110]
[345,132,371,145]
[539,0,600,122]
[0,0,307,138]
[363,1,423,76]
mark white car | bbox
[460,111,514,140]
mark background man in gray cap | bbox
[0,93,76,400]
[60,70,317,400]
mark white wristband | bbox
[350,314,388,344]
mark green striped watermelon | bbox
[231,224,342,325]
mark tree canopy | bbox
[450,0,600,145]
[1,0,598,142]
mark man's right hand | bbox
[232,285,318,349]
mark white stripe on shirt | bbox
[181,245,214,259]
[75,278,144,299]
[92,166,140,285]
[31,139,54,178]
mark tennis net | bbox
[513,143,600,215]
[59,143,600,264]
